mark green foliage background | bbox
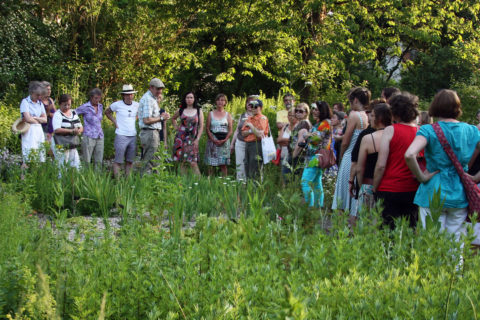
[1,0,480,102]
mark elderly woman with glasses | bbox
[19,81,48,163]
[241,99,270,180]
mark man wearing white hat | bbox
[105,84,140,177]
[138,78,170,174]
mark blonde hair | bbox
[296,102,310,119]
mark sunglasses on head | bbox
[295,109,305,114]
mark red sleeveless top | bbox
[378,123,419,192]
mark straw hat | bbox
[120,84,137,94]
[11,117,30,134]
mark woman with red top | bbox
[241,99,269,180]
[373,93,420,229]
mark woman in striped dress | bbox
[332,87,370,213]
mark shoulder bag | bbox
[316,122,336,169]
[432,122,480,218]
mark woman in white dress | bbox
[19,81,47,163]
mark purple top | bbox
[76,101,104,139]
[42,97,56,134]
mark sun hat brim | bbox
[11,117,30,134]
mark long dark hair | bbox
[179,91,201,116]
[314,101,332,122]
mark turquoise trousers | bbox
[301,166,324,208]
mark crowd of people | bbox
[17,79,480,242]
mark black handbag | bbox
[54,134,80,149]
[213,132,228,140]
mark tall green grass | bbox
[1,189,480,319]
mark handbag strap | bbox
[431,122,465,178]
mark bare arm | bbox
[22,111,47,124]
[163,122,168,147]
[292,128,309,158]
[277,125,290,146]
[105,107,117,128]
[340,115,357,161]
[54,126,83,136]
[171,111,180,131]
[373,125,394,191]
[195,111,204,144]
[356,136,370,187]
[226,113,233,140]
[405,135,438,183]
[205,112,214,141]
[243,121,266,139]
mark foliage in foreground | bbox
[1,183,480,319]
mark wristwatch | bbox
[160,116,164,121]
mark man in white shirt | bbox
[105,84,140,177]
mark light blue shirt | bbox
[20,96,44,117]
[414,121,480,208]
[138,90,162,130]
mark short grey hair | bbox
[41,81,51,88]
[89,88,103,99]
[28,81,43,95]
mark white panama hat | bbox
[120,84,137,94]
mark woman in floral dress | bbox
[172,92,204,175]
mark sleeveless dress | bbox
[173,111,199,163]
[205,111,231,166]
[332,112,365,214]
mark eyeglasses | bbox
[295,109,305,114]
[248,105,261,109]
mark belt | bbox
[141,128,160,131]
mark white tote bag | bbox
[261,126,276,164]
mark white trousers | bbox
[235,140,246,181]
[419,207,468,241]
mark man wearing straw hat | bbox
[105,84,140,177]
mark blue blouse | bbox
[414,121,480,208]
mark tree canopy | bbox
[1,0,479,102]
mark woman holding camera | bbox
[288,103,311,177]
[205,93,233,176]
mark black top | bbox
[159,108,166,141]
[351,126,375,162]
[468,152,480,175]
[364,133,379,180]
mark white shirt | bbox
[20,96,45,117]
[109,100,139,136]
[52,110,83,131]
